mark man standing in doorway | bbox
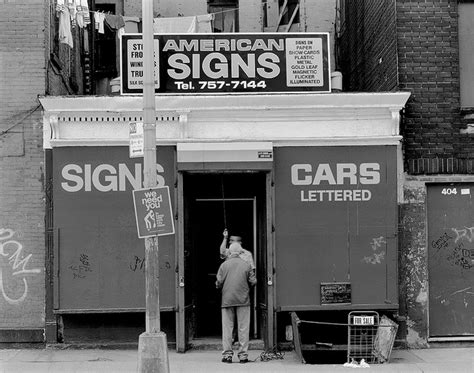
[216,242,257,363]
[220,229,255,270]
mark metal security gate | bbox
[427,183,474,338]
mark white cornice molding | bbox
[40,92,411,112]
[39,92,411,148]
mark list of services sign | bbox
[120,33,330,94]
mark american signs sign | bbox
[120,33,330,94]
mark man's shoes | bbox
[239,358,249,364]
[221,356,233,363]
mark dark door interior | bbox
[183,172,266,338]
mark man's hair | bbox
[229,235,242,243]
[229,242,243,255]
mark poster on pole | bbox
[132,186,175,238]
[129,122,144,158]
[121,32,330,94]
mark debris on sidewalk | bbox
[343,358,370,368]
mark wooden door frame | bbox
[176,171,186,352]
[266,171,276,348]
[176,170,276,350]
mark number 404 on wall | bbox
[441,187,457,195]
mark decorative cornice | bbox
[39,92,411,148]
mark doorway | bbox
[180,172,269,344]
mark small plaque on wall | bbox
[321,282,352,304]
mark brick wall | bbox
[397,0,474,174]
[0,0,46,338]
[337,0,398,92]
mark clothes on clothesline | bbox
[58,5,73,48]
[56,0,91,48]
[56,0,221,50]
[94,11,105,34]
[105,14,125,30]
[153,14,214,33]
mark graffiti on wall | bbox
[362,236,386,264]
[451,227,474,244]
[0,228,41,305]
[129,255,171,272]
[68,253,92,279]
[431,227,474,270]
[449,226,474,270]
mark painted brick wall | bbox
[337,0,398,92]
[0,0,46,337]
[397,0,474,174]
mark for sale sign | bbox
[132,186,175,238]
[120,33,330,94]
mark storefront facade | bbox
[40,92,410,349]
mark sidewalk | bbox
[0,347,473,372]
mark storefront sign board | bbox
[120,33,330,94]
[274,146,399,310]
[52,146,176,311]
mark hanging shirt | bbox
[82,0,91,25]
[104,14,125,30]
[76,0,90,28]
[67,0,77,28]
[56,0,66,12]
[94,12,105,34]
[58,6,73,48]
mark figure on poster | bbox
[216,243,257,363]
[219,229,255,270]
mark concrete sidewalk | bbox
[0,347,473,372]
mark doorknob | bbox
[179,276,185,287]
[267,275,273,286]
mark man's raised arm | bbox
[220,229,229,259]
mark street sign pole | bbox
[137,0,169,372]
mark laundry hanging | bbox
[76,0,91,28]
[94,11,105,34]
[56,0,74,48]
[105,14,125,31]
[153,14,214,33]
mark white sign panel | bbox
[129,122,144,158]
[286,37,324,87]
[123,38,160,91]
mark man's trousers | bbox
[221,306,250,360]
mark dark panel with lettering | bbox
[121,33,330,94]
[427,183,474,336]
[52,146,176,310]
[274,146,398,309]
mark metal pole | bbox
[138,0,169,371]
